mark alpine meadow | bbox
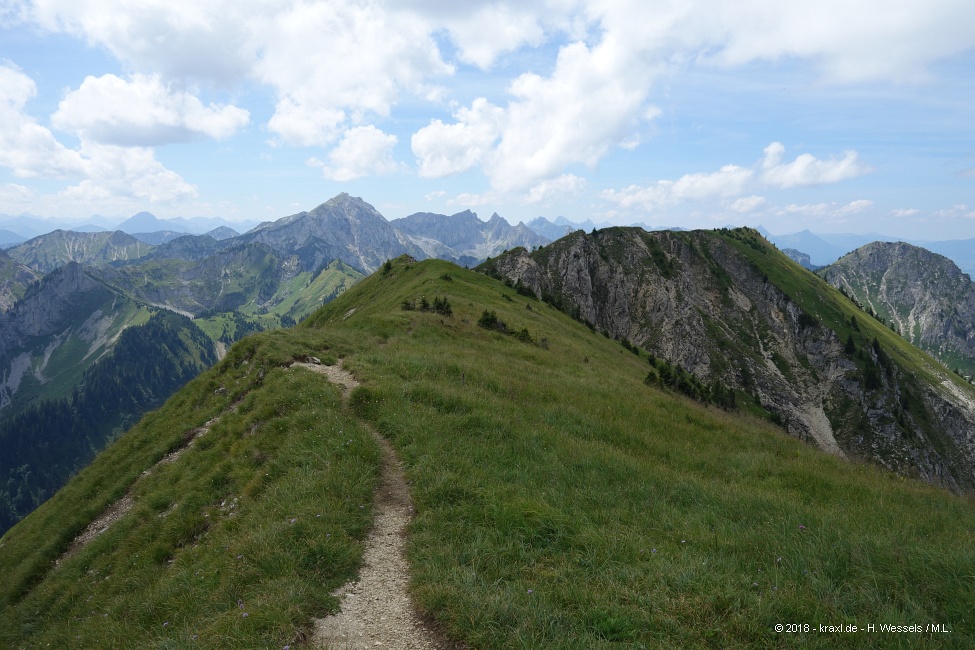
[1,250,972,648]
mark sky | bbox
[0,0,973,239]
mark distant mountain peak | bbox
[116,212,189,235]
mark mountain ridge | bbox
[483,227,975,493]
[1,255,972,648]
[821,241,975,376]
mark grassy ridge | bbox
[2,255,973,648]
[308,257,975,648]
[0,329,380,648]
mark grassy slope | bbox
[2,256,973,648]
[0,328,379,648]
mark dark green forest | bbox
[0,311,216,533]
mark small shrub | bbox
[432,296,452,316]
[514,328,534,344]
[478,310,509,333]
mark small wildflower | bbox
[236,554,243,559]
[681,539,686,544]
[752,582,758,587]
[238,599,244,609]
[527,589,533,594]
[163,622,169,627]
[192,635,198,640]
[242,612,249,618]
[651,548,657,554]
[773,586,778,591]
[290,518,297,524]
[776,557,782,563]
[798,524,806,530]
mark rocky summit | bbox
[483,227,975,493]
[821,241,975,376]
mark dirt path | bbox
[56,417,218,565]
[293,359,449,650]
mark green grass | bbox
[306,257,975,648]
[0,328,379,648]
[2,255,973,648]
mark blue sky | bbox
[0,0,973,239]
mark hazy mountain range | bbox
[6,207,975,278]
[3,193,975,539]
[0,194,552,532]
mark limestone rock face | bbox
[0,249,40,312]
[238,193,426,274]
[393,210,550,266]
[487,228,975,494]
[821,241,975,376]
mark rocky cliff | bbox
[0,262,142,413]
[0,249,40,312]
[820,241,975,376]
[392,209,550,265]
[237,193,425,274]
[483,227,975,493]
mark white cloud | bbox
[671,0,975,83]
[28,0,258,83]
[602,165,753,210]
[52,73,249,146]
[890,208,921,218]
[416,34,658,193]
[267,99,346,149]
[433,3,548,69]
[729,195,766,213]
[32,0,975,87]
[316,125,399,182]
[60,142,197,203]
[256,1,452,147]
[0,182,35,205]
[761,142,869,188]
[601,143,871,213]
[12,0,975,194]
[525,173,586,204]
[0,64,87,178]
[778,200,874,217]
[424,190,446,200]
[412,98,504,178]
[447,191,498,207]
[932,204,975,219]
[0,64,198,212]
[487,37,656,192]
